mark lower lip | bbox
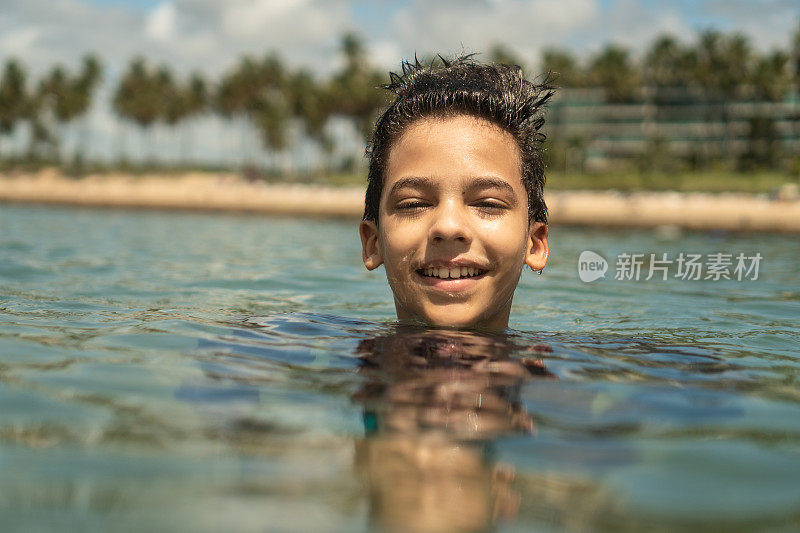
[415,271,487,291]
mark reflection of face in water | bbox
[353,327,554,533]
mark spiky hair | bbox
[364,54,554,225]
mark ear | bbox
[524,222,549,272]
[359,220,383,270]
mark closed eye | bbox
[395,200,430,211]
[472,199,509,212]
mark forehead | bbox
[384,115,523,190]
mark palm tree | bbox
[72,55,102,165]
[330,33,389,145]
[0,60,28,161]
[541,48,582,88]
[156,66,184,165]
[155,66,211,166]
[35,55,103,166]
[693,30,753,98]
[752,51,790,101]
[113,57,162,163]
[215,56,265,167]
[179,73,206,163]
[186,73,207,116]
[215,53,295,172]
[791,20,800,152]
[588,44,637,102]
[254,98,288,160]
[792,20,800,85]
[342,33,366,72]
[489,43,524,69]
[724,33,752,98]
[694,31,755,165]
[288,69,333,172]
[255,54,292,173]
[36,65,69,161]
[693,30,719,93]
[643,35,687,88]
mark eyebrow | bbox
[387,176,436,198]
[466,177,517,196]
[387,176,517,197]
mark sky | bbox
[2,0,798,78]
[1,0,798,166]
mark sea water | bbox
[1,204,799,532]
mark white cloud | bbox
[221,0,314,38]
[702,0,799,51]
[369,40,403,71]
[0,0,149,76]
[389,0,601,68]
[568,0,695,60]
[0,0,351,77]
[2,0,796,78]
[1,0,797,164]
[0,26,42,56]
[145,2,178,43]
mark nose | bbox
[429,200,472,245]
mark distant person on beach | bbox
[359,55,554,331]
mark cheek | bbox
[379,234,413,277]
[483,221,530,261]
[380,222,418,262]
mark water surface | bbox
[1,204,799,532]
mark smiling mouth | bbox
[416,266,487,280]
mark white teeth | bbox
[421,266,484,278]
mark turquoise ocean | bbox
[1,203,799,531]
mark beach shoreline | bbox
[2,169,799,232]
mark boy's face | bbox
[360,115,548,331]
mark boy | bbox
[359,56,554,332]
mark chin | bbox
[395,298,508,331]
[419,307,501,331]
[425,316,478,329]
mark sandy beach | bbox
[2,169,799,232]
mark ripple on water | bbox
[1,206,799,531]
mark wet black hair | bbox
[364,54,554,225]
